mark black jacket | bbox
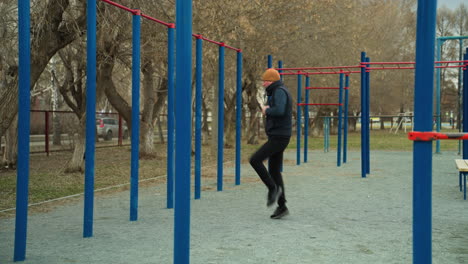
[264,80,292,137]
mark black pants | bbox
[249,136,290,207]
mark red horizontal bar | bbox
[362,60,468,65]
[100,0,175,27]
[193,35,240,52]
[278,65,361,71]
[367,66,414,70]
[280,72,308,75]
[101,0,241,50]
[435,65,465,68]
[223,43,241,52]
[141,14,173,27]
[200,36,223,46]
[280,71,360,75]
[366,65,466,71]
[298,103,342,106]
[100,0,137,14]
[362,62,415,65]
[435,60,468,64]
[306,87,341,89]
[408,131,468,141]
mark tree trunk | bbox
[156,116,164,143]
[331,110,338,134]
[0,0,86,168]
[246,111,259,144]
[349,114,358,132]
[139,55,168,157]
[310,106,332,137]
[65,116,85,173]
[2,115,18,169]
[224,94,237,148]
[140,121,156,159]
[0,79,18,151]
[397,104,404,124]
[244,79,259,145]
[201,98,210,143]
[101,60,132,130]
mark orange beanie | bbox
[261,68,281,82]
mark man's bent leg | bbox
[269,137,290,207]
[249,140,276,190]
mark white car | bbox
[96,117,129,140]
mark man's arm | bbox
[265,89,287,116]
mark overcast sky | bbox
[438,0,466,10]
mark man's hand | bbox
[261,105,269,115]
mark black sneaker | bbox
[267,186,282,207]
[270,206,289,219]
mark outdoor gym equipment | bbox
[435,36,468,154]
[267,3,466,259]
[13,0,242,262]
[273,64,354,168]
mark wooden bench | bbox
[455,159,468,200]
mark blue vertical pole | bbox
[14,0,31,260]
[304,76,310,163]
[462,48,467,156]
[194,36,202,199]
[266,56,273,172]
[337,73,344,167]
[344,75,350,164]
[328,117,331,153]
[326,117,330,152]
[323,118,326,152]
[235,51,243,185]
[167,25,175,209]
[174,0,192,262]
[83,0,96,239]
[297,74,302,165]
[366,57,371,174]
[458,40,464,155]
[130,10,141,221]
[413,0,437,263]
[279,60,283,81]
[323,117,328,153]
[217,44,225,191]
[278,60,283,172]
[435,39,443,154]
[360,52,366,178]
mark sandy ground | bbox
[1,150,467,264]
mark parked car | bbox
[96,117,129,140]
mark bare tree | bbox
[0,0,86,167]
[56,44,87,172]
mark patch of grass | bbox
[287,129,461,152]
[0,142,229,215]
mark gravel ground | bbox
[1,150,467,264]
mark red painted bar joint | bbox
[133,9,141,16]
[408,131,468,141]
[168,23,175,29]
